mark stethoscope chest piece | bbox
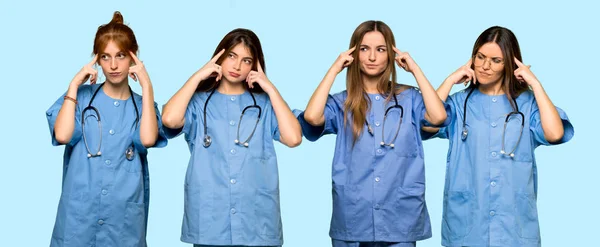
[461,127,468,141]
[125,146,135,161]
[203,135,212,148]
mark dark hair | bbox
[196,28,266,93]
[469,26,529,110]
[93,11,138,56]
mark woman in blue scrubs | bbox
[46,11,167,247]
[161,28,302,247]
[423,26,575,247]
[298,20,448,247]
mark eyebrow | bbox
[360,44,387,48]
[477,52,503,59]
[230,51,253,60]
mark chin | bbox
[105,77,128,85]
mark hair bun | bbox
[110,11,124,24]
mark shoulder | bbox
[331,90,348,102]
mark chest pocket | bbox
[383,108,418,157]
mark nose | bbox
[233,59,242,71]
[369,50,376,62]
[110,58,118,70]
[482,58,491,70]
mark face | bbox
[98,41,132,85]
[220,43,254,84]
[358,31,388,77]
[474,42,505,85]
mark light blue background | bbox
[0,0,596,246]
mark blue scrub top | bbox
[298,87,448,242]
[429,88,574,247]
[163,90,291,246]
[46,84,168,247]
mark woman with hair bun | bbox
[46,11,167,247]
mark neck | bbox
[362,74,380,94]
[103,80,131,100]
[217,78,246,95]
[478,80,504,96]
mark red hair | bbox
[93,11,138,55]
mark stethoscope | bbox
[81,83,140,161]
[202,88,262,148]
[461,87,524,158]
[366,93,404,148]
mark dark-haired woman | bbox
[423,26,574,247]
[161,28,301,247]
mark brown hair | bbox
[345,20,398,142]
[196,28,266,94]
[93,11,138,56]
[468,26,529,110]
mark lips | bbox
[229,72,240,78]
[477,71,492,76]
[365,64,379,69]
[108,72,121,77]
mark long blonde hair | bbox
[345,20,398,143]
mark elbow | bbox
[53,129,71,145]
[54,133,71,145]
[545,129,564,143]
[302,112,322,126]
[141,134,157,148]
[141,138,156,148]
[429,113,447,126]
[161,112,182,129]
[283,134,303,148]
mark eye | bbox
[243,59,252,64]
[377,48,386,52]
[100,55,109,61]
[360,47,368,51]
[476,54,484,60]
[228,53,235,59]
[493,58,503,64]
[117,53,126,59]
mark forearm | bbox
[266,87,302,147]
[139,82,158,147]
[161,72,203,129]
[304,68,337,126]
[413,68,447,125]
[530,82,564,142]
[54,84,79,144]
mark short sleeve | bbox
[297,94,341,142]
[421,95,457,140]
[46,92,86,146]
[412,88,452,128]
[162,93,201,142]
[530,101,574,147]
[132,102,169,154]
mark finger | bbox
[130,70,137,81]
[343,56,353,67]
[89,54,99,66]
[257,62,264,73]
[393,46,402,55]
[465,58,473,68]
[211,49,226,63]
[129,51,141,65]
[346,46,356,55]
[513,57,525,68]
